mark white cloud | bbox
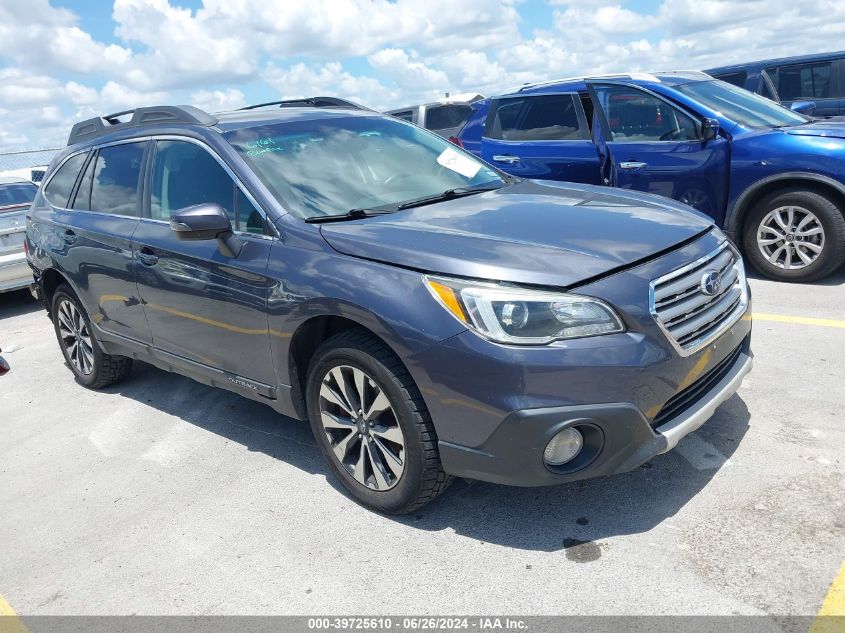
[190,89,247,113]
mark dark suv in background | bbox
[707,51,845,117]
[28,101,752,513]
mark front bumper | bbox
[437,342,751,486]
[0,251,31,293]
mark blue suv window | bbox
[484,94,586,141]
[79,142,145,217]
[595,85,698,142]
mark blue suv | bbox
[458,71,845,282]
[27,101,751,513]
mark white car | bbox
[0,177,37,294]
[386,93,484,139]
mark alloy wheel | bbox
[757,205,825,270]
[318,365,406,491]
[57,299,94,375]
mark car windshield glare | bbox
[677,79,808,129]
[225,116,504,219]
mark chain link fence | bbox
[0,148,61,182]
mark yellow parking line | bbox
[753,313,845,330]
[0,594,27,633]
[809,562,845,633]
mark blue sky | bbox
[1,0,843,149]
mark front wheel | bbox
[305,330,452,514]
[743,189,845,282]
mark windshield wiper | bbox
[305,208,394,224]
[396,185,503,211]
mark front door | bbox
[480,92,601,184]
[132,138,277,388]
[588,82,730,224]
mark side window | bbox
[759,72,777,101]
[43,152,88,208]
[484,94,585,141]
[425,105,472,132]
[713,72,748,88]
[390,110,415,122]
[150,140,266,234]
[71,152,96,211]
[595,85,698,143]
[769,63,832,100]
[89,143,145,216]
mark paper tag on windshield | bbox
[437,147,481,179]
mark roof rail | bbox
[239,96,370,111]
[67,105,218,147]
[517,72,662,92]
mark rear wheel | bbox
[743,188,845,282]
[305,329,452,514]
[51,285,132,389]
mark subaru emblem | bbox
[700,271,721,296]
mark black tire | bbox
[305,329,452,514]
[51,285,132,389]
[743,188,845,282]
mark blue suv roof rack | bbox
[67,105,218,146]
[239,96,369,111]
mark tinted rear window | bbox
[43,152,88,208]
[713,71,748,88]
[87,142,145,216]
[484,94,585,141]
[425,105,472,131]
[0,182,38,207]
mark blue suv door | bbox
[480,93,601,184]
[588,82,730,224]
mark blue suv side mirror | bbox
[790,100,816,116]
[701,118,720,141]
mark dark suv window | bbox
[768,62,833,100]
[595,85,698,142]
[77,143,146,216]
[485,94,585,141]
[150,140,265,234]
[425,105,473,133]
[43,152,88,208]
[713,72,748,88]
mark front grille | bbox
[650,241,748,355]
[652,344,743,427]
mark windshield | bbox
[0,182,37,207]
[226,115,504,219]
[677,79,808,129]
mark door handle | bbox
[138,246,159,266]
[619,161,647,170]
[62,229,77,245]
[492,155,521,164]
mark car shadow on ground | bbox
[0,288,41,320]
[106,359,752,552]
[745,262,845,286]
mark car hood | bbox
[319,180,714,288]
[782,120,845,139]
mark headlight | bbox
[424,276,625,345]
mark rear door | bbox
[41,142,152,343]
[587,82,730,223]
[132,138,277,389]
[480,92,601,183]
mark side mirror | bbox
[701,117,720,141]
[170,203,243,258]
[790,100,816,116]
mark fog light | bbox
[544,427,583,466]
